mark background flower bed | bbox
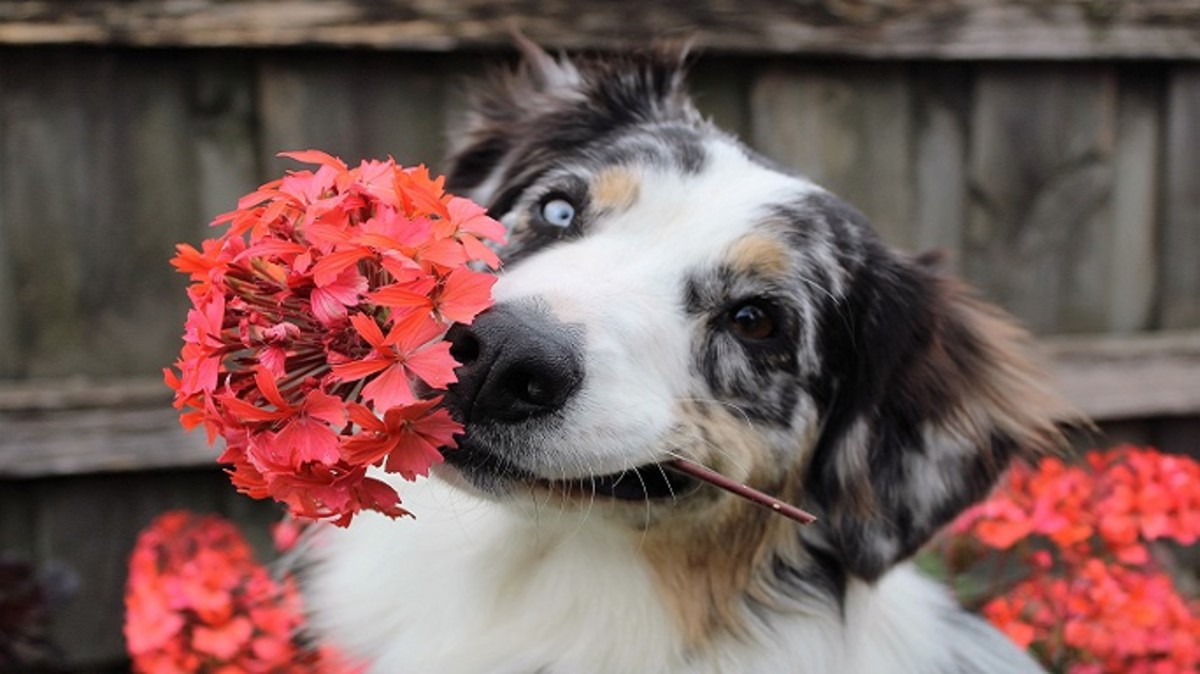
[924,446,1200,673]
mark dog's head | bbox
[437,44,1081,582]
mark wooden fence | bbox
[2,1,1200,669]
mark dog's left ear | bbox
[805,238,1085,582]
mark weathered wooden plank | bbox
[0,49,248,380]
[912,64,970,266]
[0,377,165,410]
[0,49,104,379]
[0,377,214,479]
[257,51,452,177]
[0,61,19,378]
[0,480,35,556]
[750,62,918,249]
[1040,331,1200,422]
[0,49,261,382]
[0,405,217,478]
[0,1,1199,59]
[1107,65,1162,334]
[1160,66,1200,330]
[191,52,262,225]
[964,65,1118,334]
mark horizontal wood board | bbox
[1,1,1200,59]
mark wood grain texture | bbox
[0,49,256,380]
[965,64,1118,334]
[1107,65,1162,334]
[0,61,18,377]
[912,63,970,267]
[0,377,213,480]
[257,51,455,176]
[0,49,107,379]
[0,405,217,478]
[1160,66,1200,329]
[1,1,1199,59]
[1042,331,1200,422]
[192,52,262,227]
[750,62,918,249]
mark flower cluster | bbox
[943,446,1200,673]
[166,151,505,525]
[124,511,358,673]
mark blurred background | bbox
[0,0,1198,670]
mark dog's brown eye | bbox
[729,302,775,340]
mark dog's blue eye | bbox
[540,198,576,228]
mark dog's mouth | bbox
[443,442,697,501]
[534,462,698,500]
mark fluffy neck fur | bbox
[304,477,1040,674]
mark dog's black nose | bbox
[446,304,584,423]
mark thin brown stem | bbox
[665,458,817,526]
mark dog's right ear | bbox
[444,37,581,202]
[445,40,695,208]
[801,228,1087,582]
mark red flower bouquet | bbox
[166,152,505,526]
[124,511,357,673]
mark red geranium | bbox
[166,152,504,526]
[124,511,359,673]
[941,446,1200,672]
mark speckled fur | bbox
[303,44,1081,673]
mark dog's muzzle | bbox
[445,303,584,425]
[440,303,693,501]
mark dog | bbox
[303,43,1081,673]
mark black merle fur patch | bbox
[446,47,706,214]
[685,265,805,427]
[796,193,1076,580]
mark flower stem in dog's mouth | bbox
[665,459,818,525]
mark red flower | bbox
[436,267,499,324]
[167,152,505,525]
[342,399,459,480]
[331,311,457,410]
[124,511,361,673]
[310,265,369,325]
[942,446,1200,672]
[221,367,348,469]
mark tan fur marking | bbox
[726,234,791,278]
[523,402,821,653]
[590,167,641,213]
[640,502,794,650]
[635,401,808,651]
[932,278,1088,456]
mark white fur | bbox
[306,477,683,673]
[303,119,1044,673]
[307,476,1033,673]
[486,140,819,478]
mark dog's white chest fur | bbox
[304,479,1030,674]
[307,479,686,673]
